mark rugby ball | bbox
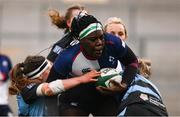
[96,68,122,88]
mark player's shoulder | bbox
[54,32,74,46]
[62,43,80,54]
[55,44,80,62]
[104,33,125,48]
[104,33,123,44]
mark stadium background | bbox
[0,0,179,115]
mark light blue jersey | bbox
[17,93,46,116]
[19,83,46,116]
[17,94,29,116]
[118,74,168,116]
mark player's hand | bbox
[80,70,100,84]
[96,80,127,95]
[42,83,54,96]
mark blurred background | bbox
[0,0,180,115]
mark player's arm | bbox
[101,35,138,94]
[119,46,138,86]
[112,34,138,88]
[97,46,138,94]
[37,70,100,96]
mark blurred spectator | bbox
[104,17,151,79]
[0,53,13,116]
[104,17,127,41]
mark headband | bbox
[79,23,102,40]
[26,59,50,79]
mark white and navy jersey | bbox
[20,83,45,116]
[0,54,12,105]
[47,32,79,63]
[52,33,127,79]
[48,33,138,86]
[45,33,138,115]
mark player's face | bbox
[106,23,126,41]
[80,30,105,59]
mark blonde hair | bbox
[138,58,151,79]
[104,17,127,38]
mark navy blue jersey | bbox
[46,33,138,115]
[20,83,45,116]
[47,32,79,63]
[53,33,127,79]
[49,33,138,86]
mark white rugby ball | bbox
[96,68,122,88]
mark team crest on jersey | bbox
[109,56,115,64]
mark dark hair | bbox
[23,56,45,75]
[71,13,102,38]
[9,56,45,95]
[48,4,87,33]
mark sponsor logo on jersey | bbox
[149,96,165,108]
[27,83,36,89]
[82,68,91,74]
[53,45,63,54]
[70,40,79,46]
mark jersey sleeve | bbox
[105,33,138,86]
[47,32,74,63]
[46,47,76,82]
[119,46,138,86]
[104,33,127,58]
[20,83,40,104]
